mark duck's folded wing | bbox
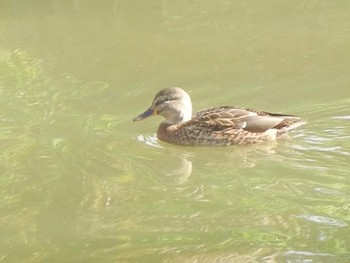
[192,106,299,133]
[193,107,249,129]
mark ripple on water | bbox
[314,187,344,196]
[279,250,336,262]
[332,115,350,120]
[136,134,163,148]
[297,214,348,228]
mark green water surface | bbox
[0,1,350,262]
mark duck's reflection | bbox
[163,154,193,184]
[136,134,296,184]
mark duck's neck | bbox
[157,121,173,143]
[161,111,191,126]
[157,120,191,145]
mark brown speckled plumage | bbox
[133,87,306,146]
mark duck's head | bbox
[133,87,192,124]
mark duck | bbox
[133,87,306,146]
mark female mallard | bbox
[133,87,306,146]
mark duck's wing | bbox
[191,106,302,133]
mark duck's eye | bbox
[163,97,170,103]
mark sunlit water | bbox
[1,1,350,263]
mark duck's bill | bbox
[133,107,155,121]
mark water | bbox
[1,1,350,262]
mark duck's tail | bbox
[276,117,307,138]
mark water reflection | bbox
[134,133,309,184]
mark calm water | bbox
[1,1,350,262]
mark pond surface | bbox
[1,1,350,262]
